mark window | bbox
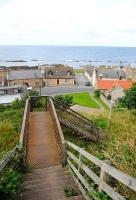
[24,82,29,86]
[67,70,71,75]
[48,70,53,76]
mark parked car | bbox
[85,81,91,86]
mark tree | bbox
[118,83,136,109]
[24,90,39,100]
[54,95,73,108]
[94,89,100,98]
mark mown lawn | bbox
[63,92,100,108]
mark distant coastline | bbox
[0,45,136,68]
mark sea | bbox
[0,45,136,68]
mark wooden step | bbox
[23,176,75,188]
[23,183,79,193]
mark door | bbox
[57,79,59,85]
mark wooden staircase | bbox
[20,165,84,200]
[19,111,84,200]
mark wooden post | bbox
[62,141,67,167]
[46,96,48,111]
[99,160,111,192]
[78,148,83,172]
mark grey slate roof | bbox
[44,66,74,79]
[8,69,42,80]
[96,69,126,79]
[86,67,94,77]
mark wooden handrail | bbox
[0,147,17,172]
[19,98,30,146]
[66,140,136,200]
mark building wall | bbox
[45,78,74,86]
[9,79,43,88]
[85,69,97,87]
[0,69,8,86]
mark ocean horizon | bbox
[0,45,136,68]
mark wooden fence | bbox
[0,98,30,173]
[66,140,136,200]
[19,98,30,146]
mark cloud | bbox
[0,0,136,46]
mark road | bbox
[41,86,94,96]
[40,73,93,96]
[75,73,90,86]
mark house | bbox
[0,67,8,86]
[39,65,75,86]
[8,69,43,88]
[0,85,27,105]
[124,66,136,80]
[85,67,126,87]
[97,80,133,101]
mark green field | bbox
[63,92,100,108]
[73,68,85,74]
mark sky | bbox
[0,0,136,46]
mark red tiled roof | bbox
[97,80,133,91]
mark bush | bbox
[95,90,100,98]
[24,90,39,100]
[11,99,25,110]
[118,83,136,109]
[54,95,73,108]
[107,95,111,100]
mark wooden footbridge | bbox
[0,96,136,200]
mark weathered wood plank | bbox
[66,141,103,167]
[102,163,136,192]
[67,151,125,200]
[68,166,91,200]
[0,147,17,172]
[66,141,136,192]
[67,158,98,200]
[19,99,29,146]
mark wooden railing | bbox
[19,98,30,147]
[47,97,66,166]
[0,147,17,172]
[66,140,136,200]
[0,98,30,173]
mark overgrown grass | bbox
[0,149,26,200]
[0,105,24,160]
[62,109,136,199]
[63,92,100,108]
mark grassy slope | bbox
[63,109,136,199]
[94,96,109,110]
[64,92,100,108]
[0,108,23,160]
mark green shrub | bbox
[11,99,25,110]
[55,95,73,108]
[95,90,100,98]
[64,187,78,197]
[107,95,111,100]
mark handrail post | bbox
[46,96,48,111]
[78,148,83,173]
[62,141,67,167]
[99,160,111,192]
